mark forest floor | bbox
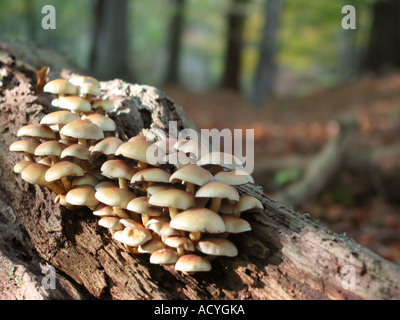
[162,74,400,264]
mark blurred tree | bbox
[89,0,132,81]
[164,0,186,85]
[362,0,400,74]
[250,0,282,107]
[220,0,249,91]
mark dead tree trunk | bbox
[0,43,399,300]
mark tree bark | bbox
[0,43,399,300]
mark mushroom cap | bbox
[71,174,99,187]
[146,183,174,196]
[17,124,56,140]
[195,237,238,257]
[98,216,124,230]
[68,75,100,87]
[148,189,196,210]
[44,161,84,182]
[79,82,101,96]
[60,144,90,160]
[197,152,243,170]
[164,236,195,252]
[138,237,166,254]
[38,156,53,166]
[144,216,170,229]
[161,151,193,169]
[90,137,123,156]
[13,160,35,174]
[65,185,99,207]
[221,215,251,233]
[170,208,226,233]
[60,119,104,140]
[43,79,77,95]
[127,196,163,216]
[169,164,213,186]
[9,139,40,154]
[57,96,92,112]
[94,181,119,191]
[92,100,114,112]
[195,181,239,201]
[100,159,135,180]
[95,187,135,208]
[113,226,152,247]
[115,139,156,165]
[174,254,212,272]
[119,218,144,228]
[34,140,66,157]
[131,168,171,185]
[21,163,50,186]
[154,137,178,154]
[235,195,263,214]
[85,114,116,132]
[213,169,254,186]
[92,203,116,217]
[150,248,179,265]
[174,139,209,161]
[40,110,80,126]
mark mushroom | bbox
[68,75,100,88]
[17,124,56,143]
[78,82,101,101]
[234,195,263,217]
[169,207,226,242]
[174,254,212,274]
[161,151,193,169]
[56,96,92,115]
[100,159,136,189]
[164,236,195,256]
[149,248,179,265]
[169,164,213,194]
[60,119,104,148]
[94,187,135,219]
[131,168,171,192]
[213,169,254,186]
[92,203,117,217]
[126,196,163,225]
[115,139,157,170]
[91,100,114,114]
[195,237,238,257]
[44,161,85,192]
[43,79,77,97]
[13,160,35,174]
[98,216,124,235]
[84,113,116,136]
[20,163,64,194]
[148,189,196,219]
[60,144,91,172]
[65,185,99,210]
[174,139,209,163]
[9,139,40,161]
[197,151,244,174]
[113,226,152,248]
[40,110,80,138]
[90,136,123,160]
[34,140,67,165]
[195,181,239,212]
[138,236,166,254]
[221,215,251,233]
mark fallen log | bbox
[0,43,399,300]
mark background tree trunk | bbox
[362,0,400,74]
[0,43,399,300]
[89,0,132,82]
[219,0,249,91]
[164,0,186,85]
[250,0,282,107]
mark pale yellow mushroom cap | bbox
[150,248,179,265]
[17,124,56,140]
[169,164,213,186]
[57,96,92,113]
[148,189,196,210]
[65,185,99,208]
[170,208,225,233]
[174,254,212,272]
[95,187,135,209]
[44,161,84,182]
[195,237,238,257]
[195,181,239,201]
[43,79,77,95]
[60,119,104,141]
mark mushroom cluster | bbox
[9,74,263,275]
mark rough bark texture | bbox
[0,43,399,300]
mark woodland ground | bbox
[163,74,400,264]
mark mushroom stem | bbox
[168,207,179,219]
[185,182,195,194]
[141,214,150,226]
[137,161,148,170]
[50,155,59,166]
[96,107,104,114]
[78,138,87,148]
[23,152,33,161]
[112,206,131,219]
[118,178,128,190]
[81,160,89,173]
[196,198,209,208]
[46,183,65,194]
[60,176,72,192]
[209,198,222,213]
[125,244,143,254]
[188,231,202,242]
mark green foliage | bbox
[330,187,355,206]
[273,168,302,186]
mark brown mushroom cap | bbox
[91,100,114,112]
[164,236,195,252]
[169,164,213,186]
[174,254,212,272]
[146,183,174,196]
[98,216,124,230]
[148,189,196,210]
[85,114,116,132]
[17,124,56,140]
[234,195,263,214]
[9,139,40,156]
[79,82,101,97]
[92,203,116,217]
[195,237,238,257]
[174,139,209,161]
[195,181,239,202]
[40,111,80,127]
[60,119,104,141]
[95,187,135,209]
[131,168,171,185]
[34,140,66,158]
[115,139,157,165]
[65,185,99,208]
[68,75,100,88]
[43,79,77,96]
[213,169,254,185]
[197,152,244,170]
[100,159,135,181]
[221,215,251,233]
[170,208,226,233]
[71,173,99,187]
[127,196,163,216]
[60,144,90,161]
[44,161,84,182]
[90,136,123,157]
[150,248,179,265]
[113,226,152,247]
[56,96,92,113]
[138,237,166,254]
[13,160,35,174]
[21,163,51,186]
